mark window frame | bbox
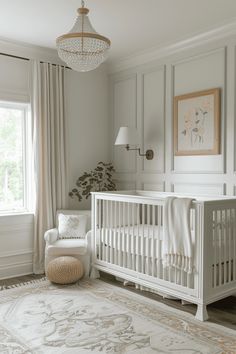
[0,100,32,215]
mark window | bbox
[0,101,31,213]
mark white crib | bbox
[91,191,236,321]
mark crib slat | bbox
[98,199,101,261]
[152,205,155,277]
[132,203,135,271]
[233,208,236,281]
[158,205,162,280]
[122,202,126,268]
[147,204,150,275]
[118,201,122,266]
[142,204,145,274]
[219,210,223,286]
[228,209,231,283]
[127,202,131,269]
[174,263,177,285]
[137,204,140,273]
[106,200,109,262]
[101,200,104,261]
[213,210,217,288]
[114,201,117,265]
[110,201,114,265]
[102,200,105,262]
[223,209,227,284]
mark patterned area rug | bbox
[0,279,235,354]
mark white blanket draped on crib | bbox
[163,197,194,274]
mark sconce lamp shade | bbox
[115,126,139,146]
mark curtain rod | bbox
[0,51,71,69]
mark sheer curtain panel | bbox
[30,60,68,274]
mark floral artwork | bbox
[174,88,220,155]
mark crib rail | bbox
[96,200,163,275]
[210,203,236,290]
[91,192,236,306]
[92,193,199,298]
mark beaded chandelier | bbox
[56,0,111,72]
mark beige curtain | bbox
[30,60,68,274]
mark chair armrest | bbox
[44,228,59,244]
[85,230,92,251]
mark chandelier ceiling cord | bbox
[57,0,111,72]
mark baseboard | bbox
[0,262,33,280]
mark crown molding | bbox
[0,36,64,65]
[108,18,236,74]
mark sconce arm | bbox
[126,145,154,160]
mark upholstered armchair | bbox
[44,210,92,277]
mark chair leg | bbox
[195,304,209,321]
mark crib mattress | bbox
[97,224,163,240]
[96,225,232,262]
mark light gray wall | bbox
[110,36,235,196]
[65,67,109,210]
[0,53,109,279]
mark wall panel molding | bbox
[233,185,236,196]
[142,182,165,192]
[0,262,33,280]
[171,46,226,68]
[171,182,226,195]
[110,34,236,199]
[0,249,33,259]
[0,223,33,234]
[112,73,137,174]
[0,250,33,280]
[116,180,136,191]
[171,47,226,174]
[141,65,166,174]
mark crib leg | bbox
[195,304,209,321]
[123,280,134,286]
[181,300,191,306]
[90,267,100,279]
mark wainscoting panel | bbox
[142,182,165,192]
[234,185,236,196]
[172,183,226,195]
[110,35,236,201]
[172,48,226,174]
[142,66,165,173]
[113,75,137,173]
[116,180,136,191]
[0,213,34,279]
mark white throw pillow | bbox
[58,214,87,239]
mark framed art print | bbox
[174,88,220,156]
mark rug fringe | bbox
[0,276,47,291]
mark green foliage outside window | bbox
[0,107,24,210]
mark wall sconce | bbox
[114,126,154,160]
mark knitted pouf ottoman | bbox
[46,256,84,284]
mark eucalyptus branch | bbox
[69,161,116,202]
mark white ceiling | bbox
[1,0,236,62]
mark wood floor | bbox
[0,272,235,330]
[0,274,44,289]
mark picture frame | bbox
[174,88,220,156]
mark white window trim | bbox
[0,100,33,215]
